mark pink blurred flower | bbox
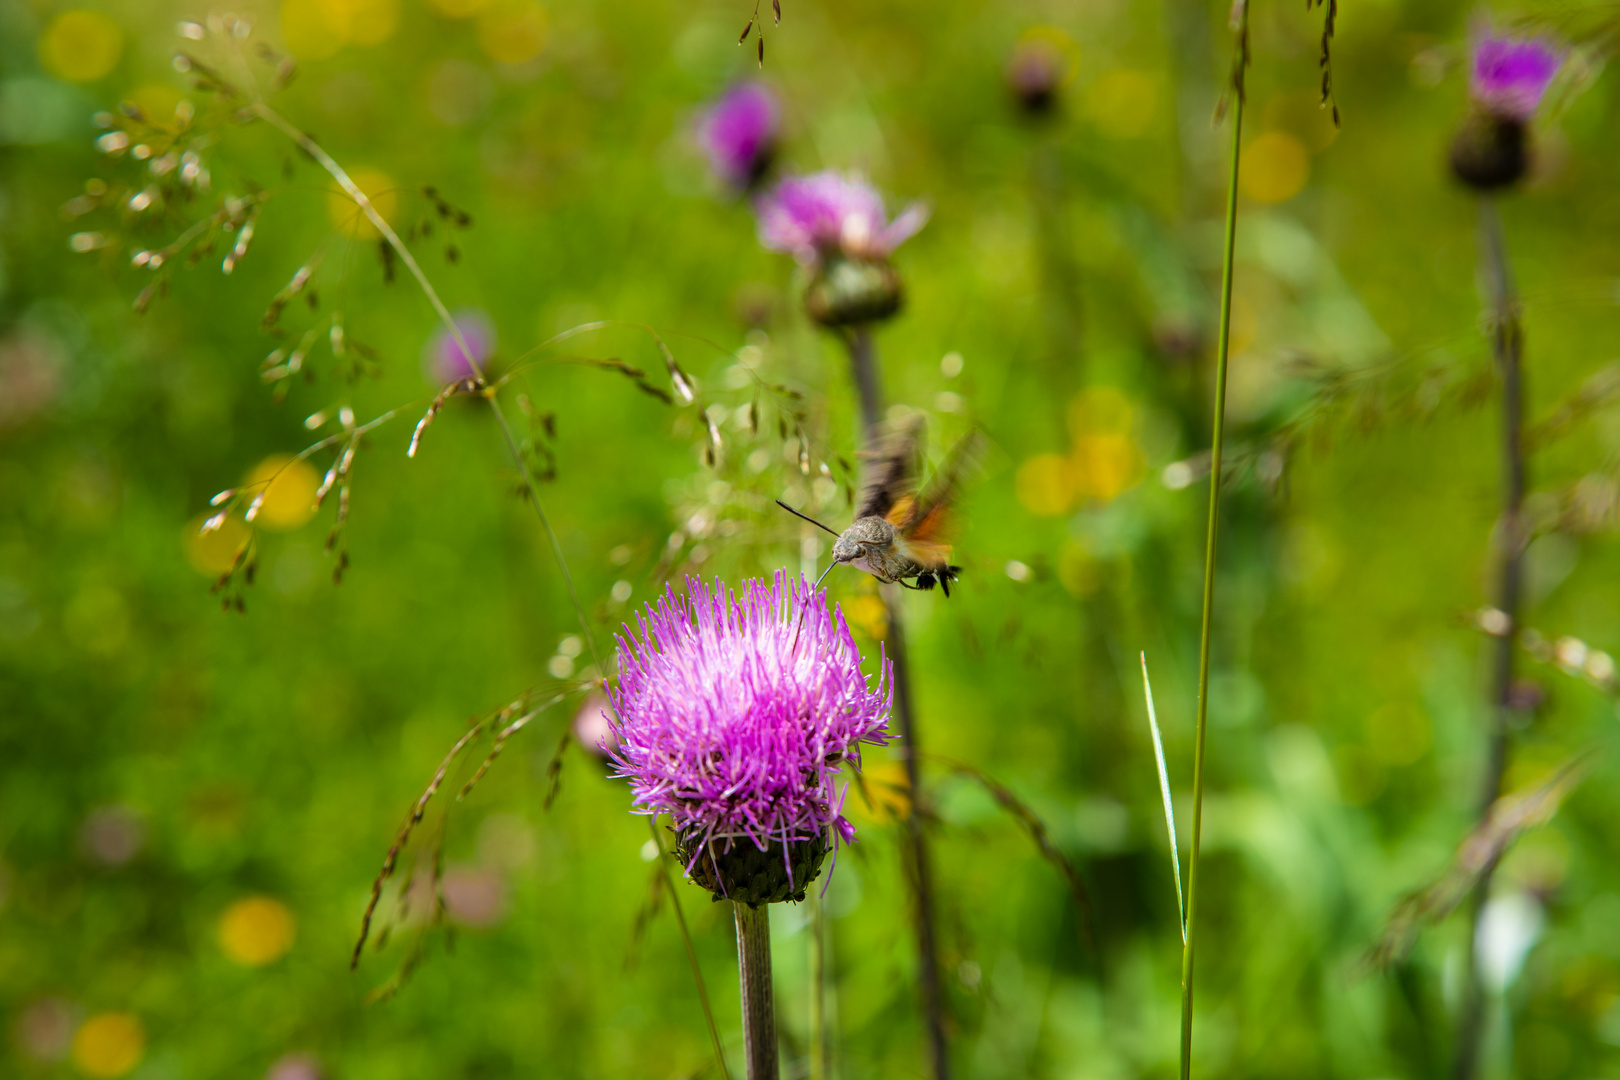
[698,82,780,190]
[422,311,496,385]
[1470,32,1562,122]
[755,171,928,267]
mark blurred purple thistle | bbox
[1470,32,1562,123]
[755,170,928,268]
[423,310,495,384]
[608,572,891,883]
[699,82,781,191]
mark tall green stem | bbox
[1452,196,1528,1080]
[1179,21,1246,1077]
[250,102,732,1080]
[809,889,827,1080]
[845,328,950,1080]
[735,902,779,1080]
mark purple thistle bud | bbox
[422,310,496,385]
[698,82,780,191]
[1470,33,1562,123]
[608,572,892,901]
[755,170,928,268]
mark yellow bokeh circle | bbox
[1015,453,1074,517]
[219,896,297,966]
[840,593,887,642]
[477,1,547,65]
[1240,131,1310,204]
[184,512,252,576]
[70,1013,144,1079]
[326,168,398,240]
[245,454,319,530]
[39,11,124,83]
[1071,433,1144,502]
[281,0,400,61]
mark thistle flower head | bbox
[423,310,495,384]
[755,170,928,267]
[608,573,892,894]
[1470,32,1562,123]
[698,82,780,190]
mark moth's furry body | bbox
[833,516,958,594]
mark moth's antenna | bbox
[812,559,839,589]
[775,499,841,538]
[791,559,843,654]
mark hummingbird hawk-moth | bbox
[780,415,982,597]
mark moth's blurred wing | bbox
[856,414,926,522]
[903,428,985,546]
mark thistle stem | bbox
[844,327,950,1080]
[734,902,779,1080]
[809,889,827,1080]
[1452,195,1528,1080]
[1180,26,1247,1078]
[252,103,731,1080]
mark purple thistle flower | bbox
[608,573,892,894]
[755,170,928,267]
[1470,32,1562,123]
[698,82,781,190]
[422,310,496,385]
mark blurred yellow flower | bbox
[847,760,910,824]
[70,1012,144,1078]
[1240,131,1310,204]
[1015,453,1074,517]
[1072,433,1144,502]
[1087,69,1160,140]
[39,11,123,83]
[282,0,399,60]
[184,512,251,576]
[841,592,887,641]
[325,167,397,240]
[245,454,319,530]
[218,896,297,966]
[477,1,547,65]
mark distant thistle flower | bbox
[698,82,780,191]
[1470,33,1561,122]
[609,572,891,903]
[1451,31,1563,191]
[1006,34,1071,115]
[755,170,928,327]
[422,310,495,385]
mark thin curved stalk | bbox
[1180,15,1247,1075]
[250,102,729,1079]
[651,818,733,1080]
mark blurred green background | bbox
[6,0,1620,1077]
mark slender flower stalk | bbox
[243,102,740,1075]
[843,329,949,1080]
[1452,196,1529,1080]
[1181,7,1248,1074]
[808,888,827,1080]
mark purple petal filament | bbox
[1471,33,1562,122]
[755,170,928,266]
[698,82,780,188]
[609,573,892,874]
